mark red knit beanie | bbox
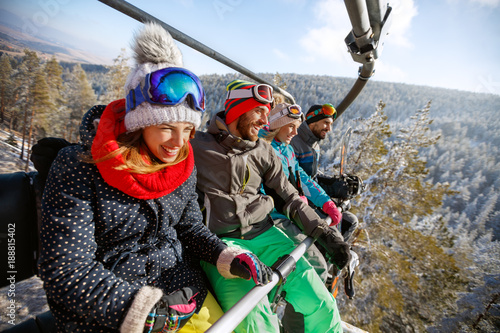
[224,80,271,124]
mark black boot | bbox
[344,250,359,299]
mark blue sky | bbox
[1,0,500,95]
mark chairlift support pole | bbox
[97,0,295,103]
[336,0,392,117]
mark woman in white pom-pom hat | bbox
[38,22,272,333]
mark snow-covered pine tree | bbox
[337,101,468,333]
[100,48,130,104]
[63,64,96,142]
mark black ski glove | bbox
[230,252,274,285]
[145,286,199,332]
[314,226,351,270]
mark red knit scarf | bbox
[91,99,194,200]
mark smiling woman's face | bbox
[142,122,194,163]
[275,119,302,144]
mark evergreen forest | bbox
[0,49,499,333]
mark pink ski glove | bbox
[322,200,342,226]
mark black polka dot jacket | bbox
[38,105,227,332]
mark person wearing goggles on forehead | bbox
[291,103,359,240]
[259,102,342,282]
[38,23,272,333]
[291,104,337,178]
[291,103,360,292]
[192,81,350,333]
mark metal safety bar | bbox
[206,233,369,333]
[97,0,296,103]
[205,236,315,333]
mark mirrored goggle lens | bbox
[322,104,336,117]
[289,105,302,115]
[148,68,205,111]
[287,105,303,118]
[256,85,273,103]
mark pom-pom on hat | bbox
[268,103,305,130]
[123,22,201,133]
[305,103,337,124]
[224,79,272,125]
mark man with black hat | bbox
[291,104,359,243]
[291,103,336,178]
[191,81,350,333]
[291,103,359,298]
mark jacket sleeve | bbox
[297,161,330,209]
[175,169,227,265]
[263,147,336,238]
[38,147,160,331]
[292,140,315,177]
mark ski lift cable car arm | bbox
[97,0,296,103]
[336,0,392,117]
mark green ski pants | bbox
[202,226,343,333]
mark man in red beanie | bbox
[223,80,272,141]
[191,80,350,333]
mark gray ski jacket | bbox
[191,112,334,240]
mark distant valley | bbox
[0,21,110,65]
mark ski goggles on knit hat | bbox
[225,84,274,104]
[305,103,337,124]
[224,80,274,124]
[125,67,205,113]
[268,103,305,130]
[269,104,303,123]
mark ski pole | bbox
[206,236,315,333]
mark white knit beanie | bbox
[124,22,201,132]
[268,103,304,130]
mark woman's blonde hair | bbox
[271,92,286,109]
[260,128,279,144]
[91,128,194,174]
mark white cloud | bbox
[386,0,418,47]
[312,0,351,29]
[299,0,418,67]
[298,0,353,66]
[299,26,351,64]
[370,59,408,83]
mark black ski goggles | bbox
[126,67,205,113]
